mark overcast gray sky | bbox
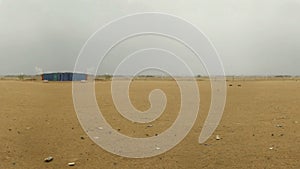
[0,0,299,76]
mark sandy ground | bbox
[0,79,299,169]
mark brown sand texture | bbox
[0,79,299,169]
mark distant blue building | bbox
[42,72,87,81]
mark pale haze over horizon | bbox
[0,0,299,76]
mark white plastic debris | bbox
[44,156,53,162]
[43,80,49,83]
[155,147,161,150]
[216,135,221,140]
[68,162,76,166]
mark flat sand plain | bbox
[0,79,299,169]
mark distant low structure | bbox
[42,72,87,81]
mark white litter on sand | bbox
[68,162,76,166]
[44,156,53,162]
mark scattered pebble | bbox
[216,135,221,140]
[276,124,283,128]
[94,136,100,139]
[269,147,274,150]
[68,162,76,166]
[80,136,85,140]
[147,124,153,128]
[26,127,31,130]
[294,121,298,124]
[97,127,103,130]
[44,156,53,163]
[155,147,161,150]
